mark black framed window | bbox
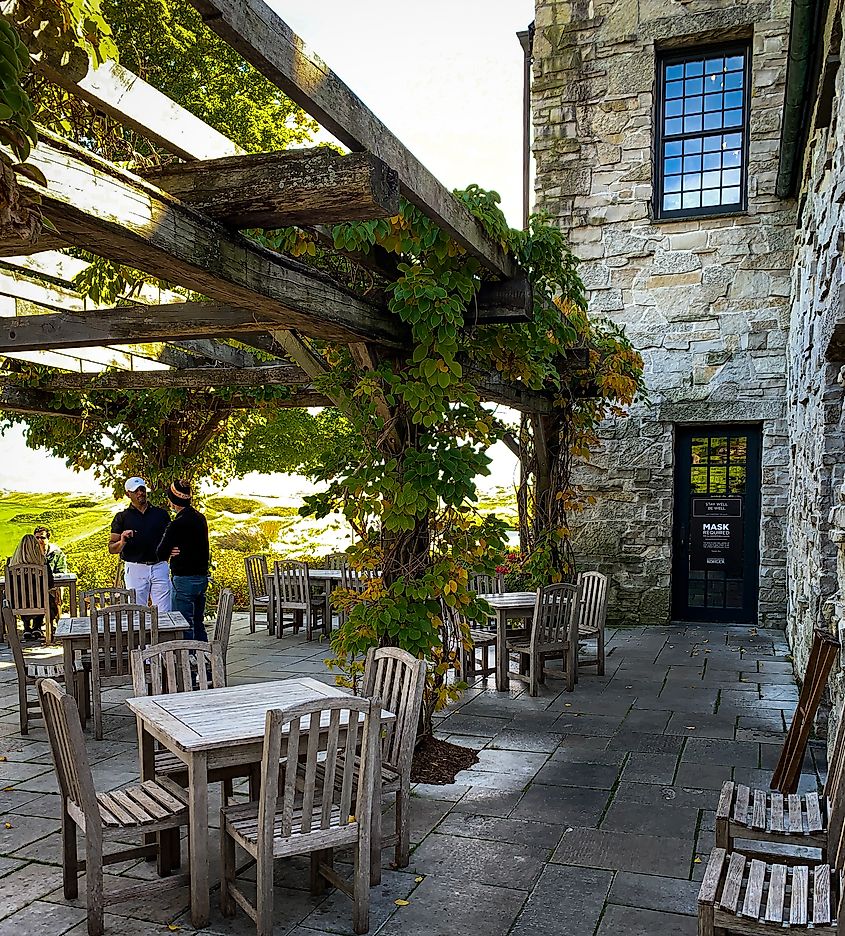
[655,45,750,219]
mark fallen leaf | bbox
[0,756,6,762]
[3,822,11,829]
[414,876,424,883]
[685,726,696,730]
[564,703,572,707]
[394,899,410,907]
[2,786,13,792]
[167,926,181,932]
[694,856,702,864]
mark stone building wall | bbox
[532,0,794,626]
[787,16,845,676]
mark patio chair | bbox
[81,587,136,614]
[575,571,609,677]
[3,603,89,734]
[698,736,845,936]
[441,600,497,679]
[714,694,845,862]
[469,572,504,595]
[506,582,579,695]
[89,603,158,740]
[244,554,271,634]
[273,560,327,640]
[37,678,189,936]
[130,639,254,809]
[5,559,54,643]
[209,588,235,672]
[220,697,381,936]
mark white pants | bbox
[124,561,171,612]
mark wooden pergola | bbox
[0,0,578,426]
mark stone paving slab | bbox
[0,619,812,935]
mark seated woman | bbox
[9,533,59,642]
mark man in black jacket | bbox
[156,479,210,641]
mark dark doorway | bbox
[672,426,762,623]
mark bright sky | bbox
[0,0,532,497]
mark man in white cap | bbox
[108,477,171,612]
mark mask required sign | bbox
[689,496,744,576]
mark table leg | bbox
[63,641,80,713]
[68,581,77,617]
[188,752,210,927]
[496,610,508,691]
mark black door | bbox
[671,426,762,624]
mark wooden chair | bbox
[244,554,271,634]
[6,559,53,643]
[81,588,136,613]
[714,700,845,862]
[220,697,381,936]
[273,560,326,640]
[506,583,579,695]
[361,647,426,869]
[442,600,497,679]
[469,572,504,594]
[698,736,845,936]
[3,603,89,734]
[209,588,235,672]
[37,678,189,936]
[576,571,609,677]
[89,603,158,740]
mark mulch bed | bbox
[410,735,479,784]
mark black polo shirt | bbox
[111,503,171,564]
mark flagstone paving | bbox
[0,618,819,935]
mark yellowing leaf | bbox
[0,756,6,762]
[394,899,410,907]
[3,823,11,829]
[414,875,424,883]
[694,857,702,864]
[167,926,181,932]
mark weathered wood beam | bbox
[189,0,515,278]
[0,301,292,353]
[473,276,533,325]
[0,362,310,391]
[37,59,243,161]
[0,385,83,418]
[20,131,405,346]
[0,233,68,258]
[141,150,399,228]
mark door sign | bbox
[689,496,744,576]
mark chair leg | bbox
[596,628,605,677]
[61,808,78,899]
[219,816,236,918]
[157,829,173,877]
[18,680,28,735]
[222,777,234,806]
[255,850,274,936]
[353,837,370,936]
[395,787,410,868]
[85,836,104,936]
[92,669,103,741]
[566,644,575,692]
[310,848,331,895]
[305,607,313,641]
[249,603,256,634]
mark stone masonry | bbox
[532,0,795,626]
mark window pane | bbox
[709,437,728,464]
[726,55,744,71]
[725,71,743,90]
[663,193,682,211]
[723,149,741,167]
[666,80,684,98]
[665,157,682,175]
[705,73,724,91]
[685,96,703,115]
[685,60,704,77]
[724,109,743,127]
[682,191,701,208]
[666,117,683,135]
[703,170,721,189]
[691,466,708,492]
[664,175,682,193]
[684,138,703,154]
[683,154,702,172]
[729,437,747,462]
[665,140,683,157]
[703,152,721,170]
[724,90,743,109]
[685,77,703,95]
[705,58,723,75]
[666,98,683,117]
[684,115,703,132]
[722,186,741,203]
[704,112,724,131]
[704,93,723,111]
[722,167,741,187]
[691,438,708,464]
[704,135,722,151]
[708,466,727,492]
[725,132,742,148]
[666,63,684,80]
[728,465,747,493]
[702,188,721,206]
[683,172,701,190]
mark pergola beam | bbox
[189,0,515,278]
[20,131,405,346]
[141,150,400,228]
[0,363,310,391]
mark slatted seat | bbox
[716,782,827,855]
[699,848,837,933]
[37,678,190,936]
[26,659,86,679]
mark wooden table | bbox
[0,571,78,617]
[478,591,538,691]
[126,677,395,927]
[54,610,188,714]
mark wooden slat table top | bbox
[478,591,537,611]
[54,610,189,640]
[126,676,395,752]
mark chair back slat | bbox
[577,571,608,635]
[340,562,368,593]
[5,561,50,618]
[130,639,225,696]
[92,604,158,679]
[3,603,26,680]
[81,587,136,613]
[244,555,269,599]
[273,560,310,609]
[532,583,579,646]
[469,573,503,595]
[37,678,99,823]
[363,646,426,776]
[258,698,378,848]
[323,553,347,570]
[211,588,235,663]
